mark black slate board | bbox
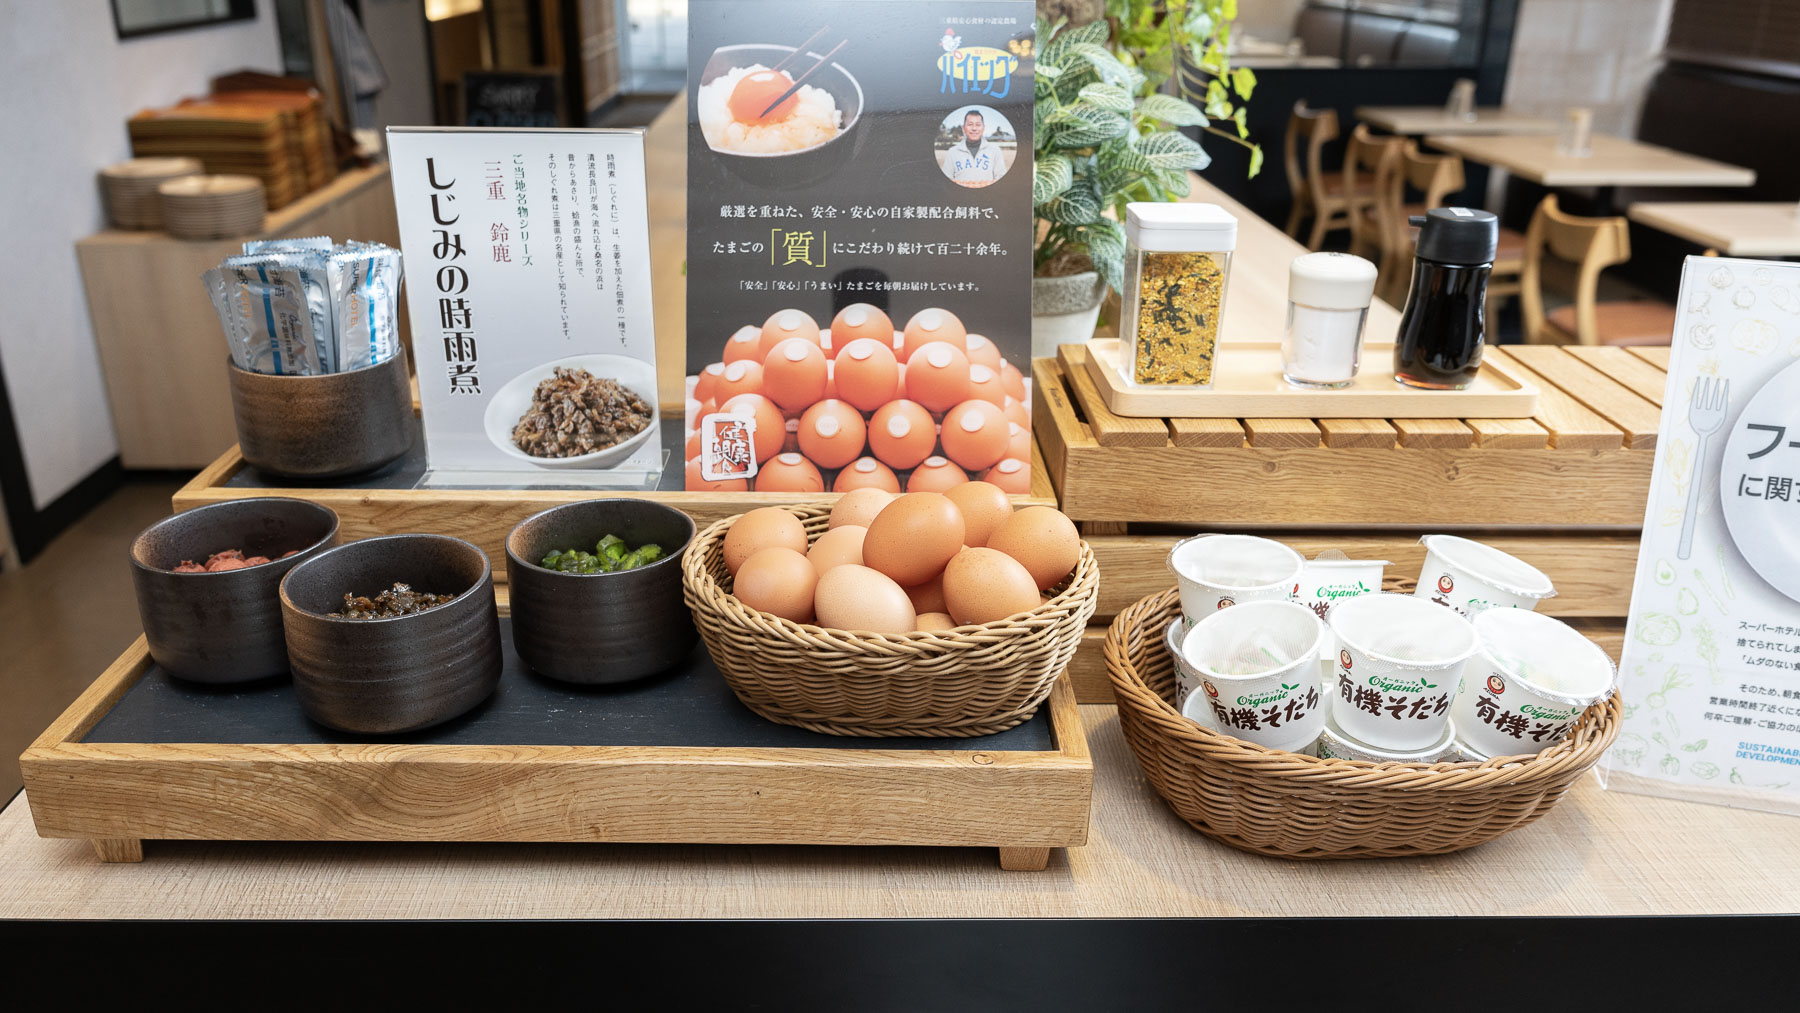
[223,417,690,492]
[85,619,1055,752]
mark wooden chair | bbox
[1343,124,1405,259]
[1520,195,1677,346]
[1366,141,1464,304]
[1283,103,1381,250]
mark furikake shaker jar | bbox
[1121,202,1238,388]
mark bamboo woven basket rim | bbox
[1106,588,1622,856]
[683,502,1100,736]
[685,504,1099,651]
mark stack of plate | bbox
[99,157,202,230]
[158,175,267,240]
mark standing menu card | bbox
[683,0,1036,494]
[1609,256,1800,815]
[389,127,664,487]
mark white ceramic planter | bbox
[1031,271,1106,360]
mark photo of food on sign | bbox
[685,0,1034,493]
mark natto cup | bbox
[1179,599,1329,752]
[1167,534,1304,626]
[1452,608,1616,759]
[1415,534,1555,618]
[1327,592,1480,751]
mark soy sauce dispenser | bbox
[1393,208,1498,390]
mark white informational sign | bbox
[1609,256,1800,815]
[388,127,663,486]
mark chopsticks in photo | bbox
[761,37,849,119]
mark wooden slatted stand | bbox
[1037,343,1669,703]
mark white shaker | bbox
[1282,252,1378,389]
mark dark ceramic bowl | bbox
[697,44,866,189]
[505,500,697,684]
[280,534,502,734]
[129,498,340,683]
[227,353,412,480]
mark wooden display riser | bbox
[1035,343,1666,527]
[171,425,1058,585]
[21,619,1091,871]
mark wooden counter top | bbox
[4,701,1795,919]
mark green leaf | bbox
[1071,43,1133,88]
[1032,153,1074,205]
[1040,183,1102,225]
[1051,106,1131,149]
[1136,93,1208,127]
[1035,61,1064,79]
[1232,107,1249,139]
[1058,19,1111,50]
[1137,130,1210,170]
[1160,167,1194,197]
[1247,143,1265,178]
[1204,79,1232,118]
[1085,224,1126,294]
[1231,66,1258,100]
[1077,82,1134,113]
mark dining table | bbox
[1627,202,1800,257]
[1423,133,1756,214]
[1355,106,1559,136]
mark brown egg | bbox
[715,359,764,402]
[754,452,825,493]
[869,399,937,471]
[761,338,829,410]
[915,612,958,632]
[813,564,916,634]
[939,399,1010,472]
[904,342,972,413]
[905,572,948,615]
[807,524,866,577]
[719,392,784,463]
[981,457,1030,494]
[759,309,822,358]
[723,507,808,575]
[901,308,968,361]
[724,326,764,363]
[964,333,1002,371]
[798,399,867,469]
[693,361,727,402]
[829,303,893,349]
[1004,422,1031,463]
[833,457,902,493]
[686,457,747,491]
[834,338,901,412]
[829,486,894,528]
[943,547,1043,626]
[988,506,1081,590]
[906,456,971,493]
[862,491,965,587]
[1003,396,1030,429]
[944,481,1014,547]
[965,364,1008,408]
[733,547,817,623]
[998,360,1027,401]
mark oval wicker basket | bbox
[683,503,1100,737]
[1106,589,1622,859]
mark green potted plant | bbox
[1031,1,1260,356]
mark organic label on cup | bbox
[1467,673,1580,745]
[1200,678,1321,735]
[1335,669,1452,723]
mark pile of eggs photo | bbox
[721,486,1080,635]
[684,305,1032,495]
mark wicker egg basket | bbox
[1106,589,1622,859]
[682,503,1100,737]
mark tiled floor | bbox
[0,480,180,800]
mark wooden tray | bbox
[1081,339,1540,419]
[21,617,1091,870]
[1036,343,1662,528]
[172,417,1059,584]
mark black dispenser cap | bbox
[1409,207,1499,265]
